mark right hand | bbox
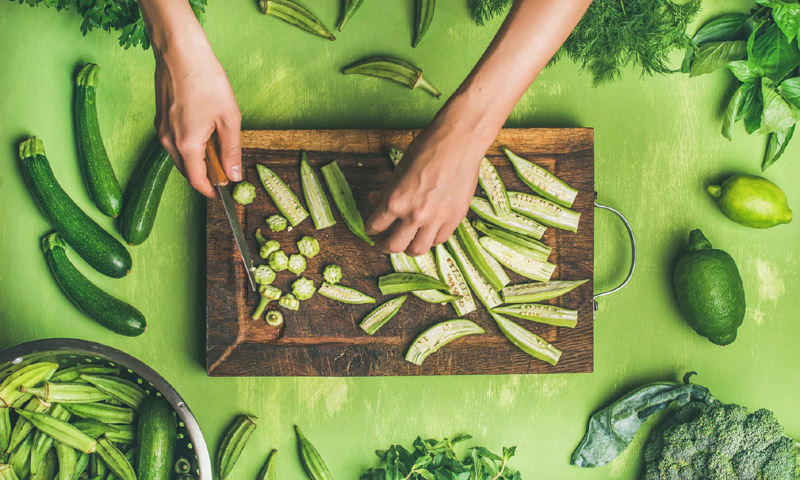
[153,31,241,197]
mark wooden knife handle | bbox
[205,137,229,187]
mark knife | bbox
[205,137,258,292]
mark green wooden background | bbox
[1,0,798,478]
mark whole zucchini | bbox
[119,140,174,245]
[74,63,124,218]
[136,396,176,480]
[41,232,145,336]
[19,137,132,278]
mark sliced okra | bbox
[0,464,18,480]
[297,236,320,258]
[342,57,441,98]
[252,284,281,321]
[79,375,147,411]
[491,311,562,366]
[20,383,111,404]
[278,294,300,311]
[378,272,450,296]
[266,214,288,232]
[478,157,511,216]
[508,191,581,232]
[103,424,135,445]
[479,237,555,282]
[492,303,578,328]
[470,197,546,240]
[31,447,56,480]
[359,296,407,335]
[256,164,309,227]
[445,236,501,309]
[434,245,477,316]
[501,279,589,304]
[317,283,375,304]
[61,403,135,425]
[320,161,374,245]
[503,148,578,207]
[413,0,434,47]
[260,0,336,41]
[292,278,316,301]
[300,152,336,230]
[405,320,485,366]
[13,409,96,454]
[217,415,258,480]
[0,362,59,408]
[322,265,342,284]
[253,264,277,285]
[472,219,551,260]
[390,252,458,304]
[288,254,307,275]
[455,219,509,291]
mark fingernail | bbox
[230,165,242,182]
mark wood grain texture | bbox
[207,129,594,376]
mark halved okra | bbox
[259,239,280,260]
[472,219,551,260]
[256,164,309,227]
[342,57,441,98]
[478,157,511,216]
[0,362,59,408]
[96,438,136,480]
[501,279,589,304]
[434,244,477,316]
[79,375,147,410]
[254,264,277,285]
[217,415,258,480]
[479,237,555,282]
[14,409,96,454]
[61,403,135,425]
[0,464,18,480]
[317,283,375,304]
[259,0,335,40]
[503,148,578,207]
[455,219,509,291]
[390,252,458,304]
[359,296,408,335]
[297,236,320,258]
[508,192,581,233]
[300,152,336,230]
[492,304,578,328]
[405,320,485,366]
[470,197,546,240]
[378,273,450,295]
[490,311,562,366]
[20,383,110,404]
[445,236,501,309]
[320,161,374,245]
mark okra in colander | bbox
[20,383,111,404]
[6,398,48,453]
[29,404,71,475]
[321,161,374,245]
[455,219,509,291]
[491,311,562,366]
[96,437,136,480]
[493,303,579,328]
[13,409,96,454]
[300,152,336,230]
[378,273,450,296]
[50,365,117,384]
[54,441,77,480]
[317,283,375,304]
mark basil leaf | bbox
[692,13,752,44]
[773,4,800,40]
[750,23,800,81]
[690,41,747,77]
[761,77,799,132]
[727,60,764,82]
[763,125,796,170]
[723,85,746,140]
[779,76,800,107]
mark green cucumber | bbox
[491,304,579,328]
[19,138,132,278]
[41,233,145,337]
[256,164,309,226]
[136,397,176,480]
[405,320,485,366]
[320,161,374,245]
[501,279,589,304]
[503,148,578,207]
[508,191,581,232]
[470,197,547,240]
[445,236,501,309]
[74,64,123,218]
[434,244,477,316]
[119,141,174,246]
[299,152,336,230]
[479,236,555,282]
[478,157,511,216]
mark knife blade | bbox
[205,138,258,292]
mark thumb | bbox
[368,190,384,205]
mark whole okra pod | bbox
[217,415,258,480]
[13,409,96,454]
[295,426,334,480]
[342,57,441,98]
[259,0,336,40]
[413,0,435,47]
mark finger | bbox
[382,220,420,254]
[180,142,217,198]
[216,111,242,182]
[365,201,398,236]
[368,190,384,205]
[406,224,438,256]
[434,218,461,245]
[158,132,186,177]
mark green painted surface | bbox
[1,1,798,478]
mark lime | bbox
[707,174,792,228]
[673,230,746,346]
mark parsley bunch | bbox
[359,435,521,480]
[8,0,206,49]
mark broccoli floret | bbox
[232,181,256,205]
[644,402,799,480]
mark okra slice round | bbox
[492,304,578,328]
[359,296,408,335]
[19,383,110,405]
[49,365,117,384]
[434,244,477,316]
[490,311,562,366]
[253,264,277,285]
[0,464,19,480]
[292,277,316,301]
[297,236,320,258]
[300,152,336,230]
[455,219,509,291]
[322,264,342,284]
[501,279,589,304]
[30,404,70,475]
[217,415,258,480]
[470,197,547,240]
[278,294,300,311]
[8,434,33,479]
[259,240,281,260]
[54,440,77,480]
[295,426,334,480]
[6,397,49,454]
[320,161,374,245]
[78,375,147,410]
[317,283,375,304]
[405,320,485,366]
[508,191,581,233]
[390,252,459,304]
[478,157,512,216]
[256,164,309,227]
[268,251,289,272]
[0,408,9,454]
[102,424,135,444]
[472,219,551,260]
[72,418,120,438]
[343,57,441,98]
[260,0,336,41]
[288,254,306,275]
[266,310,284,327]
[445,236,502,309]
[266,214,288,232]
[13,409,96,454]
[378,272,450,295]
[0,362,59,408]
[503,148,578,207]
[479,237,556,283]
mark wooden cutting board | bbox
[206,129,594,376]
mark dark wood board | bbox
[206,129,594,376]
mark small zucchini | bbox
[491,311,562,366]
[470,197,546,240]
[472,219,551,260]
[119,141,174,246]
[390,252,458,304]
[378,273,450,295]
[434,244,477,316]
[317,282,375,304]
[478,157,511,216]
[445,236,501,309]
[300,152,336,230]
[342,57,441,98]
[74,63,123,218]
[359,296,407,335]
[413,0,434,47]
[260,0,336,40]
[501,279,589,304]
[256,164,309,227]
[41,233,146,337]
[320,161,374,245]
[19,137,132,278]
[405,319,485,366]
[508,191,581,232]
[479,236,555,282]
[455,219,509,291]
[136,396,176,480]
[503,148,578,207]
[492,304,579,328]
[217,415,258,480]
[295,426,334,480]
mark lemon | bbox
[707,174,792,228]
[673,230,746,346]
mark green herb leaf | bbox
[727,60,764,82]
[722,84,746,140]
[760,77,799,132]
[692,13,752,43]
[740,79,765,133]
[763,125,795,169]
[772,4,800,40]
[749,23,800,81]
[779,76,800,107]
[690,41,747,76]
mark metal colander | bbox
[0,338,212,480]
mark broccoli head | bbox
[644,401,799,480]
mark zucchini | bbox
[492,304,579,328]
[119,141,174,245]
[317,283,375,304]
[256,164,309,226]
[136,396,176,480]
[19,137,132,278]
[74,64,123,218]
[41,233,145,337]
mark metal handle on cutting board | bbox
[593,192,637,316]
